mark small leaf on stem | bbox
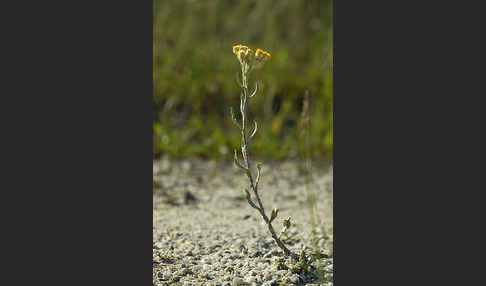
[283,216,292,229]
[249,120,258,139]
[249,81,258,98]
[270,207,279,223]
[230,107,241,129]
[234,149,247,171]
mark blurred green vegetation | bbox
[153,0,333,160]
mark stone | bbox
[275,270,288,276]
[289,274,300,284]
[232,278,246,286]
[191,265,201,272]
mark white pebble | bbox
[232,278,245,286]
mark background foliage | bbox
[153,0,333,160]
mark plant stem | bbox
[238,68,296,259]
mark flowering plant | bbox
[231,44,297,258]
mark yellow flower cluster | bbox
[255,48,271,61]
[233,44,254,66]
[233,44,251,56]
[233,44,271,71]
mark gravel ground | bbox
[153,157,333,286]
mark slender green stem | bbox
[237,68,295,258]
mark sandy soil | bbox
[153,157,333,286]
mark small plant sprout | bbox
[231,44,297,259]
[279,216,292,239]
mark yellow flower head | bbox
[233,44,243,55]
[255,48,271,61]
[233,44,254,68]
[233,45,270,72]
